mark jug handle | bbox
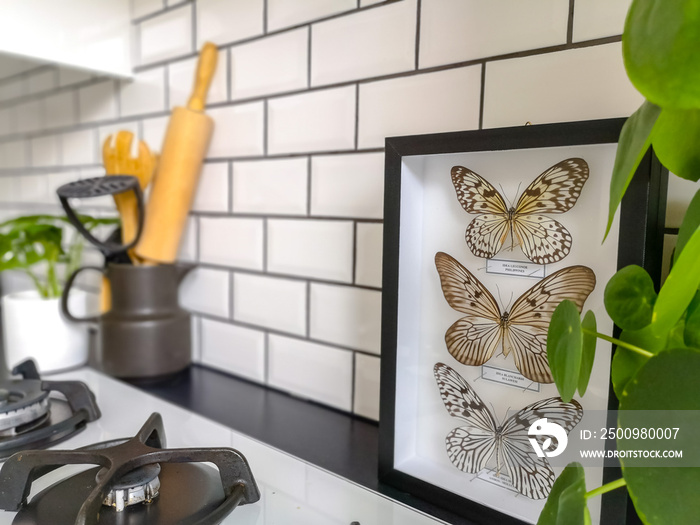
[61,266,104,324]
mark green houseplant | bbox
[0,213,117,373]
[538,0,700,523]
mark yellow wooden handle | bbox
[187,42,218,112]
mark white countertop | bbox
[0,368,447,525]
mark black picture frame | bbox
[378,118,668,525]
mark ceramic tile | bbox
[311,0,415,86]
[0,107,15,137]
[309,283,381,353]
[267,219,353,282]
[419,0,568,68]
[193,162,229,212]
[0,142,26,169]
[208,102,265,157]
[358,66,481,148]
[119,67,167,117]
[200,216,264,269]
[61,129,96,166]
[267,0,356,32]
[28,69,56,94]
[0,176,19,201]
[0,78,22,102]
[230,28,308,101]
[310,153,383,218]
[573,0,632,42]
[268,334,352,411]
[141,115,169,152]
[268,86,355,154]
[30,135,60,167]
[233,273,306,334]
[47,172,79,201]
[179,267,230,317]
[483,42,643,128]
[355,223,382,288]
[196,0,263,47]
[132,0,164,19]
[178,216,197,261]
[200,318,266,382]
[666,174,699,229]
[58,67,92,87]
[140,5,193,65]
[190,315,201,363]
[168,50,228,108]
[79,80,118,124]
[18,174,48,203]
[15,99,44,134]
[45,91,77,130]
[232,157,308,215]
[353,353,380,420]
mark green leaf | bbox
[578,311,597,397]
[666,318,688,350]
[537,463,588,525]
[674,188,700,263]
[620,325,668,354]
[685,300,700,347]
[611,346,650,399]
[651,227,700,336]
[651,109,700,181]
[605,101,661,239]
[618,348,700,524]
[547,300,583,402]
[604,265,657,330]
[623,0,700,109]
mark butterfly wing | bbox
[451,166,509,214]
[505,266,596,383]
[434,363,498,473]
[514,158,589,216]
[511,215,572,264]
[498,397,584,499]
[451,166,511,259]
[435,252,502,366]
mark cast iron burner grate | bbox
[0,412,261,525]
[0,360,101,459]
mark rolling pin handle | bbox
[187,42,218,112]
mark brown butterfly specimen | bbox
[450,158,589,264]
[435,252,596,383]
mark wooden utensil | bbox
[100,131,157,311]
[135,42,218,264]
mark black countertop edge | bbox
[132,364,476,525]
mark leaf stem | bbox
[585,478,627,500]
[582,328,654,358]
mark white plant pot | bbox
[1,289,90,373]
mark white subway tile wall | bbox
[0,1,684,421]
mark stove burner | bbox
[0,360,101,458]
[100,463,161,511]
[0,412,260,525]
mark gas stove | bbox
[0,368,447,525]
[0,360,100,460]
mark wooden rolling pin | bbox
[135,42,218,264]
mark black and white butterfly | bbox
[451,158,589,264]
[433,362,583,499]
[435,251,596,383]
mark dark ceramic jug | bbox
[61,263,193,381]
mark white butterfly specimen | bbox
[435,252,596,383]
[434,362,583,499]
[451,158,589,264]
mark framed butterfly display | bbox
[379,119,667,525]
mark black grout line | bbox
[191,209,383,222]
[262,217,268,272]
[263,100,268,156]
[191,1,197,52]
[163,66,170,110]
[478,63,486,130]
[226,48,232,101]
[194,215,201,261]
[350,351,357,414]
[567,0,575,44]
[307,24,312,88]
[229,270,235,320]
[263,0,268,34]
[414,0,421,70]
[354,83,360,150]
[263,331,270,384]
[227,161,233,212]
[131,0,194,26]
